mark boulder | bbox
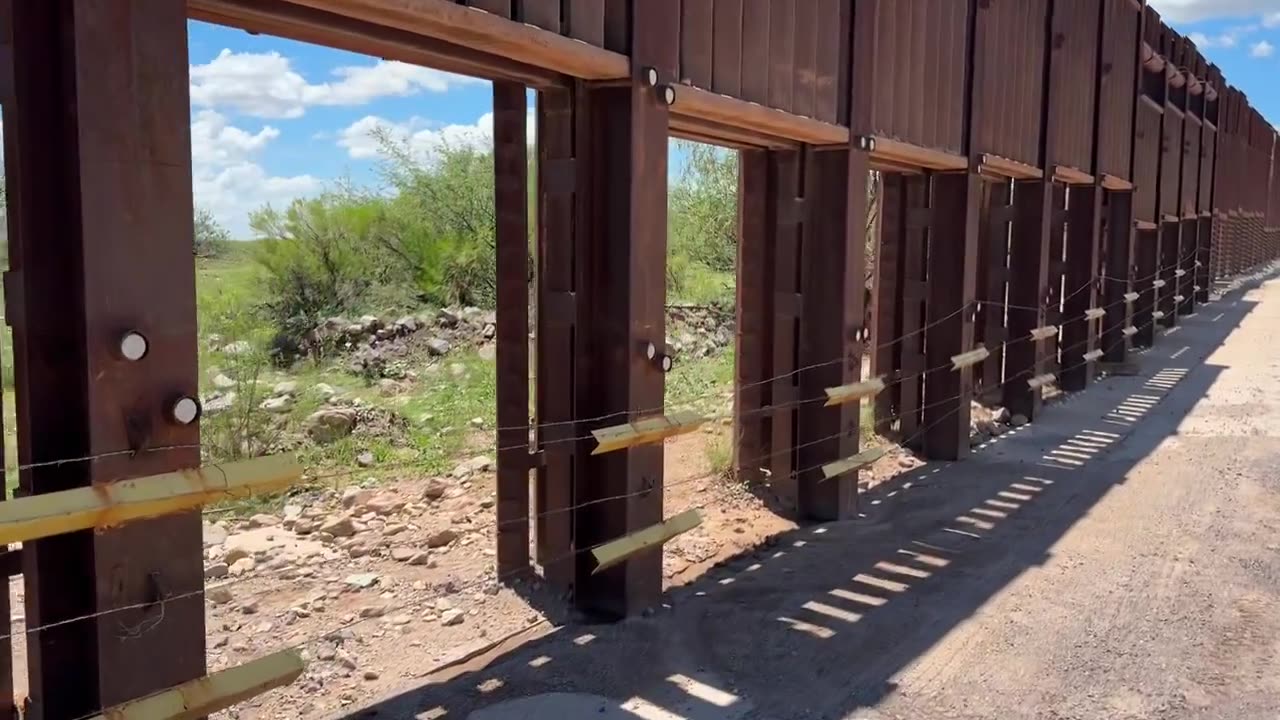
[357,451,376,468]
[320,515,357,538]
[306,408,357,444]
[394,315,419,333]
[436,308,460,328]
[220,340,252,356]
[261,396,294,414]
[212,373,237,390]
[313,383,338,400]
[426,529,458,548]
[422,478,448,501]
[273,381,299,396]
[342,487,374,509]
[359,315,383,333]
[203,393,237,416]
[425,338,452,356]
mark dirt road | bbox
[340,269,1280,720]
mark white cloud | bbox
[338,111,536,163]
[1251,39,1276,57]
[1266,11,1280,27]
[1150,0,1280,23]
[190,110,320,237]
[190,49,481,119]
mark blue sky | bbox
[187,0,1280,237]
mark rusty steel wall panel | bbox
[1161,105,1184,218]
[1048,0,1102,172]
[1134,99,1163,223]
[970,0,1048,167]
[671,0,849,120]
[1182,115,1201,218]
[1097,0,1140,180]
[1200,129,1216,212]
[518,0,561,30]
[850,0,969,154]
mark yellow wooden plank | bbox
[591,509,703,574]
[0,455,301,546]
[1027,373,1057,390]
[821,447,889,480]
[591,411,706,455]
[823,377,886,407]
[89,649,304,720]
[950,346,990,370]
[1029,326,1058,341]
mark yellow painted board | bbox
[88,649,304,720]
[591,509,703,574]
[950,346,990,370]
[0,455,300,546]
[824,377,886,407]
[821,447,889,480]
[591,411,706,455]
[1027,373,1057,390]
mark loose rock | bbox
[426,338,452,356]
[230,558,256,576]
[427,529,458,548]
[307,408,358,444]
[261,396,294,414]
[320,515,357,538]
[440,609,465,627]
[356,451,376,468]
[273,380,299,396]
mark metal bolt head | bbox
[660,355,674,373]
[120,331,149,361]
[662,85,676,106]
[171,396,201,425]
[646,342,658,360]
[644,67,659,87]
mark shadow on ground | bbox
[335,268,1277,720]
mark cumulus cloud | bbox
[190,49,481,119]
[189,110,320,237]
[337,111,536,162]
[1251,39,1275,57]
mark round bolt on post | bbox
[120,331,149,361]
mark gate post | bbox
[1004,180,1056,421]
[6,2,204,715]
[1101,191,1136,363]
[794,146,868,520]
[1060,184,1103,392]
[922,172,981,461]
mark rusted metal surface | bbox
[768,150,803,509]
[975,181,1013,402]
[1096,0,1141,181]
[0,4,16,714]
[1060,185,1103,392]
[923,173,980,461]
[1004,180,1054,421]
[1101,190,1136,362]
[493,81,531,577]
[850,0,970,156]
[970,0,1048,169]
[795,147,865,519]
[735,150,773,487]
[8,1,205,715]
[1047,0,1102,173]
[1160,104,1184,220]
[1133,227,1160,348]
[1157,222,1180,326]
[1133,98,1163,224]
[534,86,576,587]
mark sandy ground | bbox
[298,266,1280,720]
[8,267,1278,719]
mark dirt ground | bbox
[9,269,1278,719]
[5,422,925,719]
[292,267,1280,720]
